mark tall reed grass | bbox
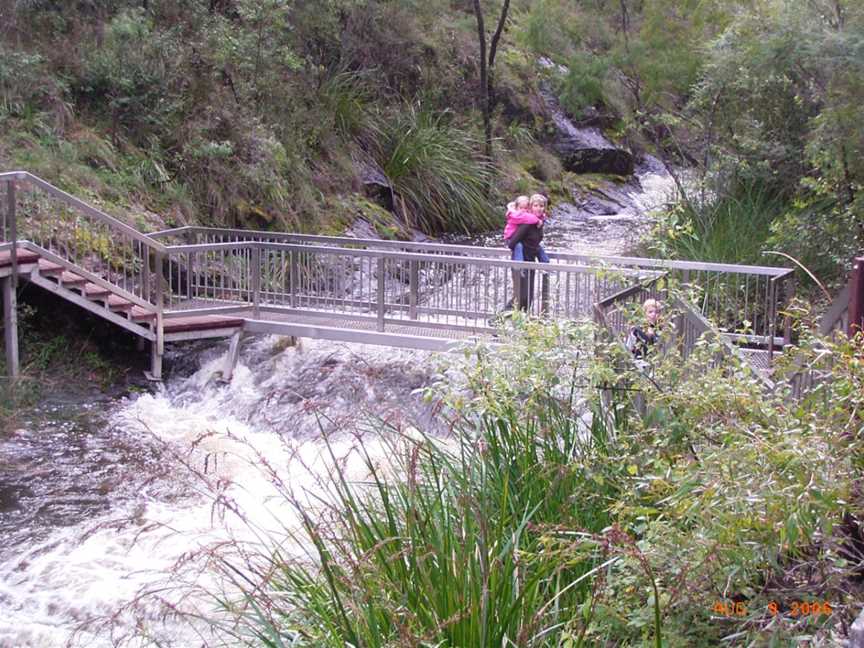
[653,182,786,265]
[206,397,618,647]
[375,107,497,234]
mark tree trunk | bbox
[473,0,511,164]
[471,0,491,161]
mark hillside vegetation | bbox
[0,0,861,277]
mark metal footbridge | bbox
[1,171,801,383]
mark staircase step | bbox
[81,282,111,299]
[37,259,65,275]
[59,271,88,286]
[129,306,156,322]
[163,314,245,334]
[105,294,134,311]
[0,247,41,267]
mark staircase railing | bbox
[1,171,166,354]
[594,283,776,413]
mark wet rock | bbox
[354,154,396,214]
[568,177,642,217]
[635,153,668,176]
[539,89,634,176]
[0,484,26,513]
[580,195,627,216]
[345,218,380,240]
[557,140,634,176]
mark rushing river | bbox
[0,167,676,648]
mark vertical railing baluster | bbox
[783,275,795,347]
[290,249,298,308]
[8,181,17,284]
[767,277,777,366]
[252,245,260,317]
[377,257,385,331]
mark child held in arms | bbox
[626,298,661,359]
[503,194,550,263]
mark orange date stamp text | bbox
[712,600,833,618]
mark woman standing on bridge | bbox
[504,193,550,267]
[504,194,550,311]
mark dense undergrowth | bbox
[0,1,860,282]
[175,309,864,647]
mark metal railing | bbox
[592,278,666,341]
[150,226,795,354]
[1,172,797,367]
[0,172,166,310]
[161,239,659,332]
[594,282,776,400]
[1,171,166,357]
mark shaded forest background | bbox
[0,0,862,280]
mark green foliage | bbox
[556,52,609,117]
[202,320,618,647]
[375,107,496,234]
[651,182,787,264]
[516,0,592,60]
[158,304,863,646]
[768,187,864,281]
[74,8,176,144]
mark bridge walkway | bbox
[1,171,796,385]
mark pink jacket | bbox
[503,208,540,240]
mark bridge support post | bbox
[409,260,418,320]
[148,340,162,381]
[218,329,244,383]
[850,257,864,338]
[2,276,19,379]
[251,246,261,318]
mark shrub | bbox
[375,106,496,234]
[556,52,609,118]
[650,181,786,264]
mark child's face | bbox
[515,198,530,210]
[645,303,660,324]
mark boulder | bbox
[539,89,634,176]
[635,153,669,176]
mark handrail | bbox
[0,170,798,384]
[160,238,663,327]
[818,284,850,336]
[151,225,793,276]
[152,225,795,346]
[1,171,166,317]
[0,171,167,252]
[162,239,664,275]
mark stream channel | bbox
[0,165,676,648]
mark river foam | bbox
[0,336,440,648]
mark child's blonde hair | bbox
[643,299,661,322]
[515,195,530,209]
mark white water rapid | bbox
[0,337,442,648]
